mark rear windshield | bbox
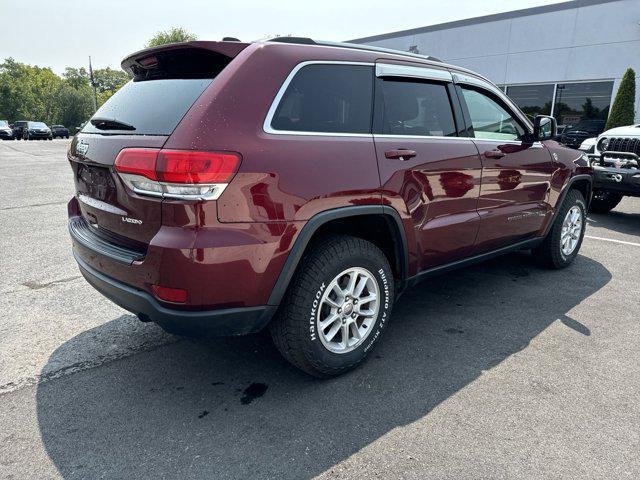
[82,78,212,135]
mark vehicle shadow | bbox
[36,253,611,479]
[587,210,640,237]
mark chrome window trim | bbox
[375,63,452,83]
[263,60,375,137]
[452,72,534,132]
[374,134,543,148]
[374,134,471,141]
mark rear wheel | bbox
[270,235,394,378]
[533,189,586,269]
[589,189,622,214]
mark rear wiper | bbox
[90,117,136,131]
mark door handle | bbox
[385,149,417,161]
[484,149,506,159]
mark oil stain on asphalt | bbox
[241,383,268,405]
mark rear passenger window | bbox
[375,80,456,137]
[271,64,373,134]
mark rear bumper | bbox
[593,165,640,197]
[74,251,276,336]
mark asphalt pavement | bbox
[0,139,639,479]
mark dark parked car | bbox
[51,125,70,138]
[0,120,13,140]
[12,121,28,140]
[23,121,52,140]
[560,119,606,148]
[68,39,592,377]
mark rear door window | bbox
[374,79,457,137]
[270,64,373,134]
[82,78,212,135]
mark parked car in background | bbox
[23,121,52,140]
[578,137,597,154]
[51,125,70,138]
[12,121,28,140]
[68,39,592,377]
[0,120,13,140]
[554,124,571,140]
[590,123,640,212]
[559,119,606,148]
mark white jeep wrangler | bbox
[590,123,640,213]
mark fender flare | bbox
[267,205,409,306]
[543,173,593,237]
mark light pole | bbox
[88,56,98,113]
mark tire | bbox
[270,234,395,378]
[533,189,586,269]
[589,189,622,214]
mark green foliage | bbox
[63,67,90,89]
[145,27,197,47]
[0,58,130,129]
[606,68,636,130]
[93,67,130,93]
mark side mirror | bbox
[534,115,556,141]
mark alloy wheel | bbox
[560,205,583,255]
[317,267,380,354]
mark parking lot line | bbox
[585,235,640,247]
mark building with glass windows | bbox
[350,0,640,131]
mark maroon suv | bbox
[68,39,592,377]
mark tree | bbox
[145,27,197,48]
[92,67,130,106]
[93,67,130,94]
[63,67,90,89]
[54,83,94,128]
[606,68,636,130]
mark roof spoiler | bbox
[121,41,249,79]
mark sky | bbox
[0,0,567,74]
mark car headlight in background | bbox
[598,137,609,152]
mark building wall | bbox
[356,0,640,122]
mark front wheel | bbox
[533,189,586,269]
[270,235,394,378]
[590,189,622,214]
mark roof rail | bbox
[265,37,442,63]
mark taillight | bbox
[113,148,158,180]
[152,284,187,303]
[114,148,241,200]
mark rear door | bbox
[68,47,237,246]
[372,63,482,270]
[454,75,555,252]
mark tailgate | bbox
[69,134,167,246]
[69,43,246,247]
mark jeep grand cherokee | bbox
[68,39,593,377]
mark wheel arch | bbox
[544,174,593,237]
[267,205,408,306]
